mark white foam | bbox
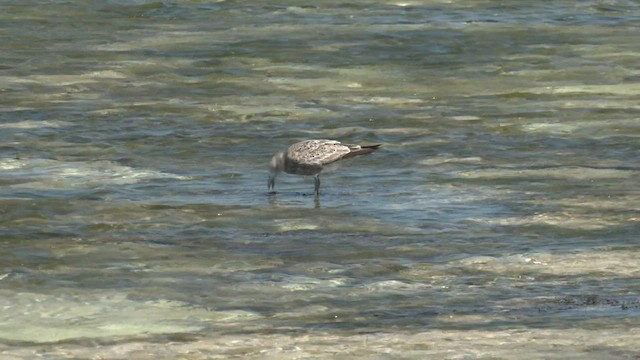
[0,291,259,343]
[421,155,484,165]
[0,120,72,129]
[2,158,190,189]
[452,249,639,277]
[459,166,635,181]
[0,159,27,170]
[468,212,622,230]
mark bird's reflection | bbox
[267,191,278,208]
[267,191,321,208]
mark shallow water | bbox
[1,0,639,358]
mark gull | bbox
[268,139,381,196]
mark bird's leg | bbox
[314,175,320,196]
[268,176,275,192]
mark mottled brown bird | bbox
[268,139,381,196]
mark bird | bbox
[268,139,381,196]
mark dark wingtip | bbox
[363,144,382,149]
[343,143,382,159]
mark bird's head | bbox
[269,151,285,174]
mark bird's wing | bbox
[287,139,351,166]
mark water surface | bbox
[1,1,639,358]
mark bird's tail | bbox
[343,144,382,159]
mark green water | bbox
[1,1,639,358]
